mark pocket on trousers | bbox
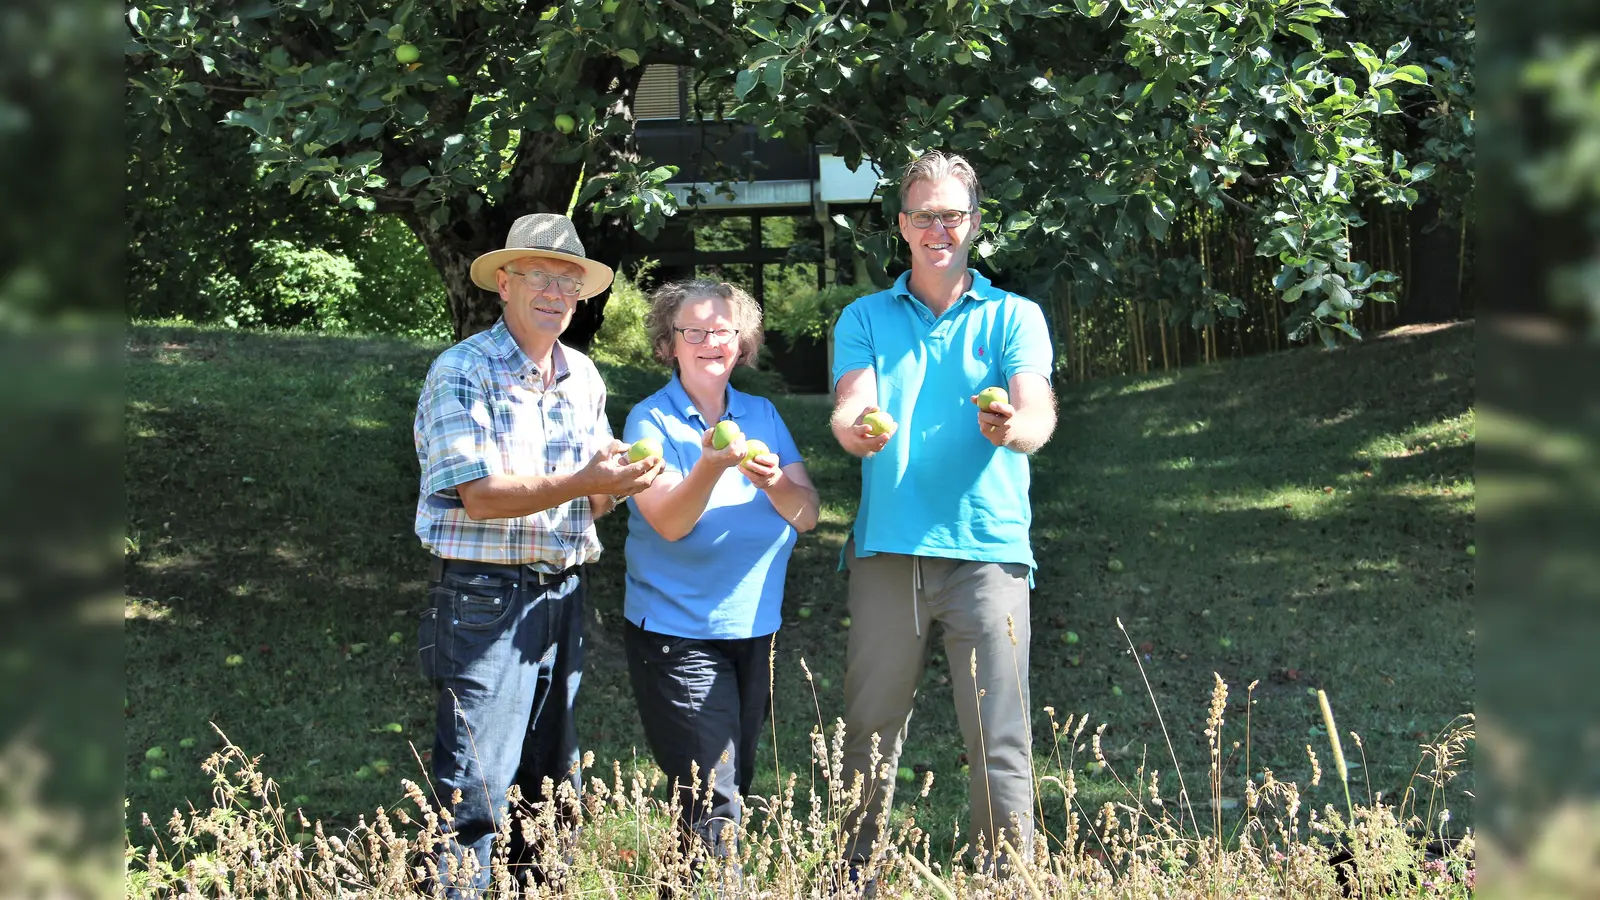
[417,604,440,685]
[444,574,517,631]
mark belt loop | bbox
[428,555,444,582]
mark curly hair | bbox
[899,150,983,210]
[645,279,765,370]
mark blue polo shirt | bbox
[831,269,1053,572]
[622,376,803,640]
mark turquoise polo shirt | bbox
[622,376,803,640]
[831,269,1053,572]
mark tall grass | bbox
[127,664,1474,899]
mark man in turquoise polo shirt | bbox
[830,150,1058,876]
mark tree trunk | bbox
[405,58,645,348]
[1399,196,1463,325]
[404,202,512,341]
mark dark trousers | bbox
[418,559,585,897]
[624,620,774,859]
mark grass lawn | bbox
[124,321,1473,859]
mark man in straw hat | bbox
[413,213,664,893]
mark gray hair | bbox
[899,150,982,210]
[646,279,764,370]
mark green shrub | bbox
[199,239,359,330]
[591,263,657,370]
[763,283,862,345]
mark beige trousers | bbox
[839,538,1035,865]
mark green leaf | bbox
[1004,211,1035,233]
[400,166,431,187]
[345,150,382,169]
[1086,183,1118,206]
[1388,65,1427,85]
[616,48,640,67]
[734,69,757,100]
[1285,23,1319,45]
[763,58,786,95]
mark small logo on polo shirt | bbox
[977,346,985,357]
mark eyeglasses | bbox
[674,327,740,345]
[904,208,972,229]
[504,268,584,296]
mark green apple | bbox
[225,653,244,667]
[147,766,169,781]
[974,386,1009,410]
[1106,559,1124,573]
[554,113,577,134]
[1466,544,1476,557]
[797,607,812,619]
[742,439,770,464]
[145,745,167,761]
[839,616,852,628]
[178,737,197,750]
[1111,685,1124,697]
[628,438,662,463]
[1061,630,1080,645]
[388,631,403,645]
[897,766,915,783]
[818,676,832,690]
[712,420,742,450]
[394,43,420,64]
[862,410,895,437]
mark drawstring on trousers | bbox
[912,556,923,637]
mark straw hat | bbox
[469,213,615,299]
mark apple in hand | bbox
[712,420,742,450]
[974,386,1009,411]
[862,410,895,437]
[628,438,662,463]
[742,439,770,464]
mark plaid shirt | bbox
[413,319,613,568]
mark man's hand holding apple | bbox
[972,387,1017,449]
[839,406,895,458]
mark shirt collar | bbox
[665,373,748,427]
[891,268,994,306]
[487,318,571,383]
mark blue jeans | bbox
[418,560,585,896]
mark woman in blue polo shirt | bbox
[620,279,819,873]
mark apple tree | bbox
[720,0,1470,346]
[127,0,747,343]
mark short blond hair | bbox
[900,150,982,210]
[646,279,765,370]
